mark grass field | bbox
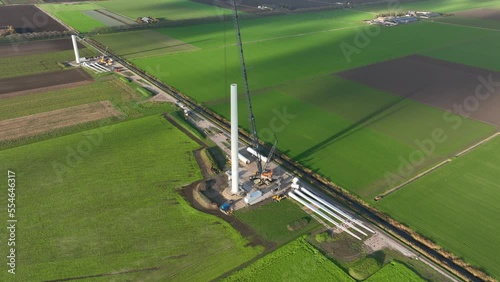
[120,9,499,199]
[94,30,199,59]
[134,21,498,102]
[365,261,424,282]
[235,200,320,244]
[223,237,354,282]
[434,15,500,30]
[420,31,500,71]
[377,136,500,278]
[86,2,500,276]
[96,0,231,20]
[348,256,382,280]
[0,115,261,281]
[0,48,96,78]
[43,0,233,25]
[41,3,107,33]
[213,75,495,198]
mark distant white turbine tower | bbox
[71,35,80,64]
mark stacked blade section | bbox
[288,187,374,240]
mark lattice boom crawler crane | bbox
[231,0,277,186]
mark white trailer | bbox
[246,147,268,163]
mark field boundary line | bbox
[45,266,160,282]
[237,25,362,45]
[36,4,78,34]
[128,25,363,59]
[376,159,452,200]
[428,20,500,32]
[455,132,499,157]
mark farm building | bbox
[389,16,419,25]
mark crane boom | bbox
[231,0,262,175]
[262,139,278,172]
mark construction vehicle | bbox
[98,56,113,66]
[272,194,287,202]
[251,139,278,185]
[220,201,234,215]
[230,2,279,185]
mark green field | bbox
[235,200,320,244]
[43,0,233,25]
[377,136,500,278]
[223,238,354,282]
[133,21,499,102]
[85,1,500,276]
[94,30,199,59]
[365,261,424,282]
[0,48,96,78]
[0,115,261,281]
[213,75,494,198]
[114,9,499,199]
[348,256,382,280]
[41,3,106,33]
[420,30,500,71]
[97,0,231,20]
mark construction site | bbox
[3,0,500,281]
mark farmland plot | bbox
[0,116,261,281]
[223,238,353,282]
[377,136,500,278]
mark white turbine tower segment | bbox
[288,191,361,240]
[231,84,239,194]
[294,189,367,236]
[300,187,375,234]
